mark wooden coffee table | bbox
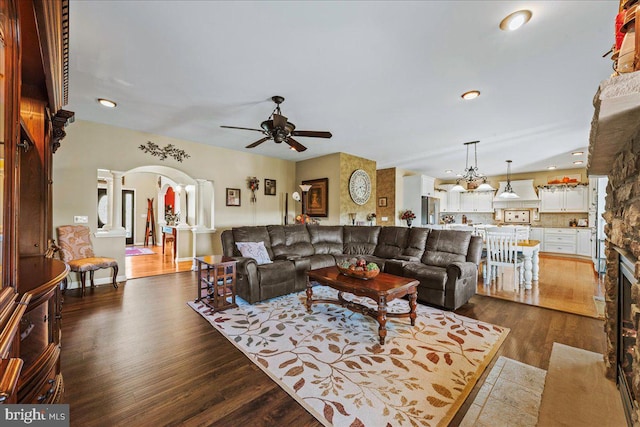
[306,266,419,345]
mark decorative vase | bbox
[406,219,412,228]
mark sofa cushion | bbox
[404,227,430,259]
[373,226,408,259]
[268,225,314,258]
[343,226,380,255]
[307,225,343,255]
[232,226,274,259]
[402,263,448,291]
[236,241,272,265]
[422,229,471,268]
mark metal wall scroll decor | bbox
[139,141,191,162]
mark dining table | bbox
[516,239,541,290]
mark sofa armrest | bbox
[229,256,260,303]
[446,261,478,280]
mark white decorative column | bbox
[195,179,207,230]
[111,171,126,232]
[103,175,114,230]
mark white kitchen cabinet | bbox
[403,175,437,222]
[539,186,588,213]
[543,228,577,254]
[439,184,461,212]
[460,191,494,212]
[403,175,436,197]
[435,188,448,212]
[576,229,593,257]
[530,227,544,242]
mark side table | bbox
[195,255,237,312]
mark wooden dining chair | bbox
[56,225,119,296]
[485,231,525,290]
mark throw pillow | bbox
[235,241,272,265]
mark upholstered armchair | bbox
[56,225,119,296]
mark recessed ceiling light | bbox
[499,10,532,31]
[97,98,117,108]
[571,151,584,156]
[573,160,584,165]
[461,90,481,100]
[445,169,453,174]
[547,166,557,170]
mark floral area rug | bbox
[188,287,509,427]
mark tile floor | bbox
[460,356,547,427]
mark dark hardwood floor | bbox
[60,271,606,427]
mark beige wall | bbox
[53,120,297,272]
[296,153,341,224]
[295,152,378,225]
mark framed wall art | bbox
[378,197,388,207]
[264,179,276,196]
[226,188,241,206]
[302,178,328,217]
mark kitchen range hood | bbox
[493,179,540,204]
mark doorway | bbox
[122,189,134,245]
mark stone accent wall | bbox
[602,128,640,423]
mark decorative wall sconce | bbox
[247,177,260,203]
[139,141,191,162]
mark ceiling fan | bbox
[221,96,332,152]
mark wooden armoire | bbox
[0,0,73,404]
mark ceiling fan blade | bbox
[291,130,332,139]
[221,125,264,132]
[273,113,288,129]
[246,137,270,149]
[286,137,307,152]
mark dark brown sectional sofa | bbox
[221,225,483,310]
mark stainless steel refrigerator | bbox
[421,196,440,225]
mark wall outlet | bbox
[74,215,88,224]
[381,216,388,221]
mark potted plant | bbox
[366,212,376,226]
[400,210,416,227]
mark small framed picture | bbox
[378,197,387,207]
[226,188,241,206]
[264,179,276,196]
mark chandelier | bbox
[450,141,494,192]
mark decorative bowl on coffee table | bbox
[336,265,380,280]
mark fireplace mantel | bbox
[588,71,640,176]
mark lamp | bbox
[299,184,312,216]
[451,141,494,192]
[498,160,520,199]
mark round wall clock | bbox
[349,169,371,205]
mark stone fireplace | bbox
[589,71,640,426]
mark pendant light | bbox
[498,160,520,199]
[450,141,494,192]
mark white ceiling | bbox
[67,1,616,179]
